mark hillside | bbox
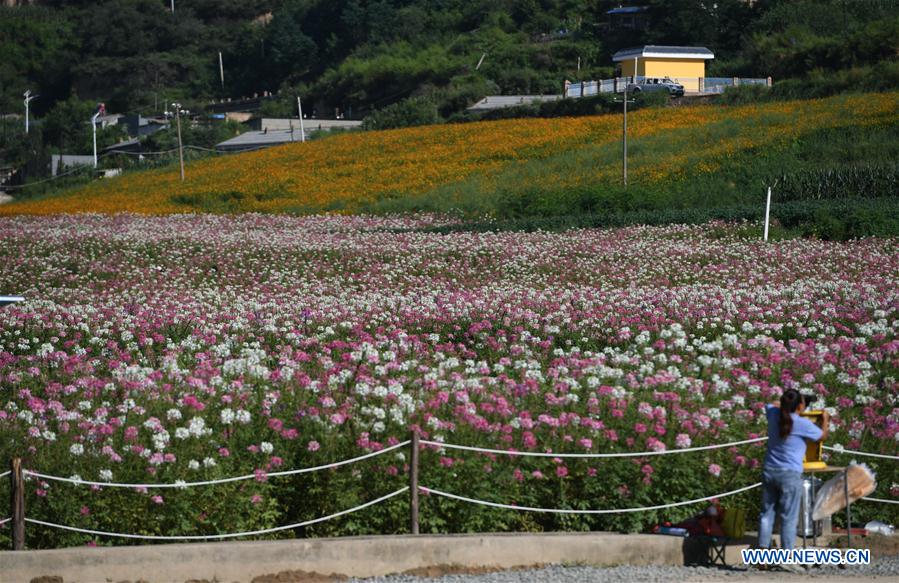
[3,93,897,222]
[2,0,896,118]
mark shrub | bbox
[362,96,442,131]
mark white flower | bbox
[99,469,113,482]
[260,441,274,454]
[235,409,251,424]
[166,408,182,421]
[152,430,170,451]
[220,408,235,425]
[174,427,190,440]
[188,460,201,470]
[70,443,84,456]
[188,416,209,437]
[202,457,217,468]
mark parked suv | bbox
[626,77,685,97]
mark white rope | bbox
[861,497,899,505]
[25,441,409,489]
[0,470,10,479]
[25,486,408,540]
[420,437,768,458]
[419,482,761,514]
[823,446,899,461]
[0,517,10,526]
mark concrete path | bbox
[1,531,732,583]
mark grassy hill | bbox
[3,93,898,227]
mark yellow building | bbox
[613,46,714,93]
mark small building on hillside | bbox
[248,118,362,132]
[466,95,563,113]
[50,154,94,176]
[613,46,714,93]
[607,6,649,31]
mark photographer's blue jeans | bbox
[758,467,803,550]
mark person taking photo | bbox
[758,388,829,554]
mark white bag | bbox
[812,463,876,521]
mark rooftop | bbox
[467,95,563,112]
[607,6,648,14]
[612,46,715,61]
[215,129,304,152]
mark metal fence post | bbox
[409,431,419,535]
[11,458,25,550]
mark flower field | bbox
[1,214,897,548]
[1,91,896,217]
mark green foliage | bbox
[774,164,899,201]
[361,100,899,242]
[405,197,899,241]
[362,96,442,131]
[2,0,898,124]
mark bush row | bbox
[406,197,899,241]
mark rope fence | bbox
[823,446,899,461]
[24,440,410,489]
[419,482,763,515]
[24,487,409,541]
[861,497,899,505]
[3,434,895,549]
[420,436,768,458]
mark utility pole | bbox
[91,112,101,168]
[170,102,186,181]
[23,90,37,134]
[297,96,306,142]
[219,52,225,91]
[613,87,635,188]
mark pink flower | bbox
[218,447,230,457]
[647,437,666,452]
[151,495,164,505]
[556,465,569,478]
[251,494,263,505]
[708,464,722,478]
[80,506,90,515]
[254,469,268,482]
[307,440,320,452]
[675,433,692,449]
[531,470,545,479]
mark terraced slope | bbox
[2,92,897,216]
